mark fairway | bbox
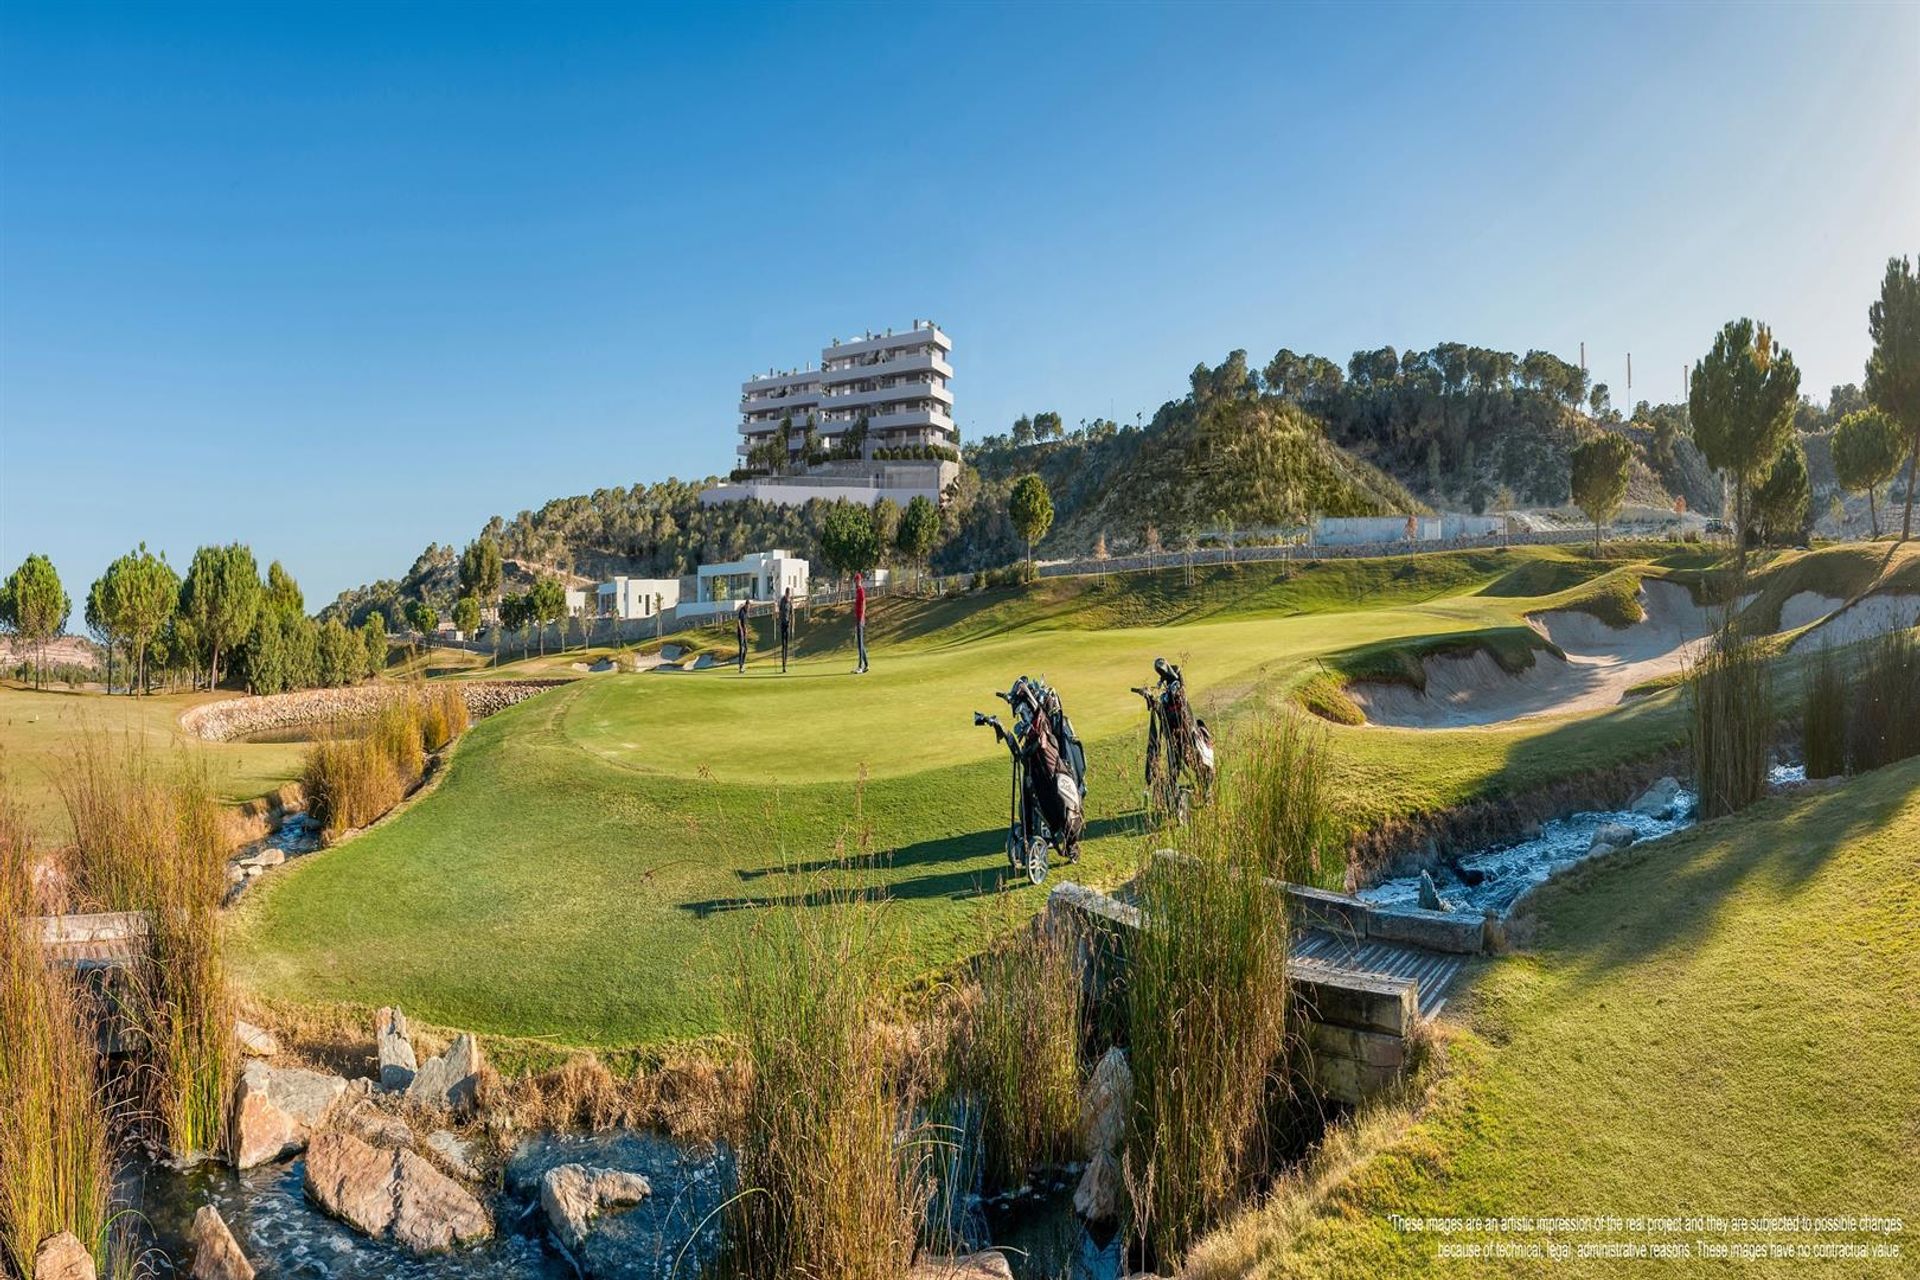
[229,547,1723,1051]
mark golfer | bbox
[853,572,869,674]
[778,587,793,674]
[735,598,749,673]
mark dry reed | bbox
[1687,618,1772,819]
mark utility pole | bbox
[1626,352,1632,399]
[1579,341,1586,372]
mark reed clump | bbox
[1224,712,1338,884]
[1126,719,1294,1264]
[722,890,935,1280]
[304,688,468,839]
[0,773,115,1277]
[1850,629,1920,773]
[1801,645,1849,779]
[955,910,1083,1192]
[1688,618,1773,819]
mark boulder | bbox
[1416,870,1452,913]
[305,1130,398,1239]
[426,1129,478,1179]
[1629,776,1682,820]
[540,1163,653,1252]
[376,1006,417,1091]
[392,1148,492,1252]
[1081,1047,1132,1160]
[32,1233,95,1280]
[1588,821,1639,855]
[188,1205,255,1280]
[230,1060,347,1169]
[335,1096,414,1150]
[233,1019,279,1057]
[305,1130,491,1255]
[909,1252,1016,1280]
[1073,1149,1124,1224]
[236,848,285,870]
[405,1032,483,1113]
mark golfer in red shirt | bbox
[853,573,869,674]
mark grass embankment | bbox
[230,544,1723,1054]
[1193,756,1920,1278]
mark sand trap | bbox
[1779,591,1846,632]
[1791,592,1920,652]
[1351,580,1725,729]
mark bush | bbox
[1850,629,1920,773]
[303,689,467,838]
[1802,645,1849,779]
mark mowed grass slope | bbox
[231,545,1737,1051]
[1208,758,1920,1278]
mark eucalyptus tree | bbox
[1688,319,1801,577]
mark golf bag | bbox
[1009,675,1087,854]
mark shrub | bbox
[0,777,116,1277]
[957,914,1082,1192]
[1687,618,1773,819]
[723,891,934,1279]
[1226,712,1339,885]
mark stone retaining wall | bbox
[179,680,573,743]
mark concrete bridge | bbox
[1048,865,1494,1105]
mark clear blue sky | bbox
[3,1,1916,607]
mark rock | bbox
[1629,776,1682,819]
[909,1252,1016,1280]
[1417,869,1452,913]
[32,1233,95,1280]
[305,1130,398,1239]
[233,1019,278,1057]
[426,1128,478,1179]
[406,1032,483,1113]
[236,848,285,870]
[336,1096,415,1150]
[1588,821,1639,855]
[376,1007,417,1091]
[1073,1149,1124,1224]
[188,1205,255,1280]
[226,865,247,887]
[392,1148,492,1252]
[230,1060,347,1169]
[540,1163,653,1252]
[305,1130,491,1255]
[1081,1047,1132,1160]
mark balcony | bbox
[819,349,952,386]
[821,324,950,362]
[815,380,952,413]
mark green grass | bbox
[229,546,1713,1051]
[1201,755,1920,1278]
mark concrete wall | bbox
[1312,514,1508,546]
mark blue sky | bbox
[2,1,1916,606]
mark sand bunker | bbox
[1350,579,1723,729]
[1778,591,1846,632]
[1790,592,1920,652]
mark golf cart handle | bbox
[973,711,994,726]
[995,690,1014,705]
[1129,685,1155,700]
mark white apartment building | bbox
[701,320,960,508]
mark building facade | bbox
[701,320,960,508]
[677,550,811,618]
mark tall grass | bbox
[955,909,1083,1192]
[1223,712,1338,885]
[0,773,115,1277]
[1126,719,1295,1263]
[1687,619,1772,819]
[304,688,468,839]
[1801,645,1849,779]
[1850,629,1920,774]
[722,889,935,1279]
[51,735,235,1161]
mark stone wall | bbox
[179,680,572,743]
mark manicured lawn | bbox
[1206,757,1920,1277]
[230,546,1712,1052]
[0,684,305,841]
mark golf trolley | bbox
[1130,657,1215,825]
[972,676,1087,885]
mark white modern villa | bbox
[699,320,960,508]
[676,550,811,619]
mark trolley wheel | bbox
[1026,835,1050,886]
